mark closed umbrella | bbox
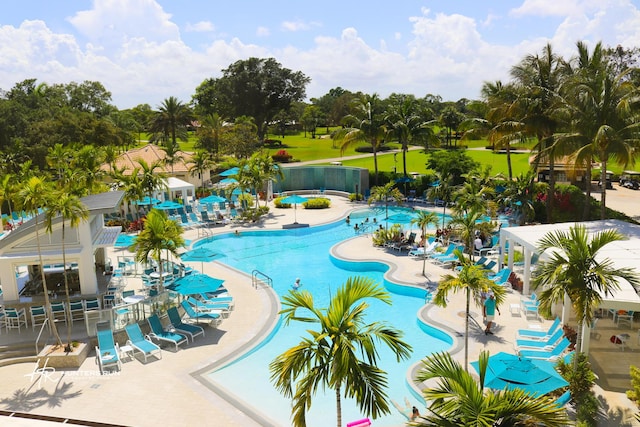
[281,194,308,224]
[470,352,568,397]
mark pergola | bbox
[499,219,640,353]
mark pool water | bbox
[198,207,452,426]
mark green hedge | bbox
[304,198,331,209]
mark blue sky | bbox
[1,0,639,108]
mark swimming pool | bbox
[197,207,452,426]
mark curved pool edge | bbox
[188,262,283,427]
[330,237,465,399]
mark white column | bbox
[77,222,98,295]
[0,260,18,301]
[522,247,532,295]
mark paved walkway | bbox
[0,194,639,426]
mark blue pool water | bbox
[197,207,452,426]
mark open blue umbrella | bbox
[219,178,238,185]
[154,200,184,210]
[199,194,227,204]
[470,352,568,397]
[180,246,221,271]
[219,167,239,177]
[136,196,160,206]
[281,195,308,224]
[114,234,137,249]
[395,176,415,184]
[166,273,225,295]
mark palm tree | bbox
[149,96,194,146]
[45,189,88,352]
[130,209,185,290]
[137,159,166,203]
[559,41,639,220]
[411,210,440,276]
[367,182,404,220]
[432,251,506,370]
[242,151,283,208]
[415,351,570,426]
[532,225,640,368]
[333,94,387,185]
[19,176,64,346]
[188,150,215,192]
[426,175,455,230]
[269,276,412,427]
[197,112,227,158]
[447,210,487,260]
[0,173,16,227]
[161,142,184,175]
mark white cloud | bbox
[256,26,270,37]
[510,0,583,17]
[281,20,310,32]
[185,21,214,33]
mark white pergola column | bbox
[0,260,18,301]
[522,247,532,295]
[77,222,98,295]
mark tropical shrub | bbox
[627,365,640,406]
[303,198,330,209]
[271,149,293,162]
[348,193,364,202]
[274,197,291,208]
[557,352,599,426]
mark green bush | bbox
[274,197,291,208]
[627,365,640,405]
[304,198,330,209]
[349,193,364,202]
[557,352,599,426]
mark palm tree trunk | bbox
[600,157,607,220]
[372,141,379,186]
[464,288,470,371]
[574,319,584,372]
[506,145,513,180]
[547,142,555,223]
[335,384,342,427]
[34,218,63,347]
[583,158,593,221]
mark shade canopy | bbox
[199,194,227,204]
[166,273,225,295]
[154,200,184,210]
[136,196,160,206]
[281,195,308,205]
[219,167,239,177]
[114,234,137,248]
[180,247,219,262]
[470,352,568,397]
[395,176,415,183]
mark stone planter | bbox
[37,342,89,369]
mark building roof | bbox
[102,143,194,175]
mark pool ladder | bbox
[251,270,273,289]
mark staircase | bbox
[0,342,39,367]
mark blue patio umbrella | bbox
[114,234,137,249]
[136,196,160,206]
[219,178,238,185]
[180,246,220,271]
[199,194,227,204]
[470,352,568,397]
[219,167,239,177]
[281,194,308,224]
[166,273,225,296]
[154,200,184,210]
[395,176,415,184]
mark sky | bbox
[1,0,640,109]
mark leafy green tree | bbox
[19,176,64,346]
[334,94,387,185]
[300,105,324,138]
[556,353,598,425]
[411,210,440,275]
[439,105,465,148]
[221,116,260,158]
[45,188,88,352]
[433,251,506,370]
[196,112,227,157]
[447,211,486,259]
[533,225,640,368]
[149,96,193,146]
[269,276,412,427]
[426,150,478,186]
[193,57,310,140]
[107,110,138,149]
[368,182,404,219]
[415,350,570,426]
[130,209,185,290]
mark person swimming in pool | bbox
[292,278,302,290]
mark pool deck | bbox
[1,194,639,426]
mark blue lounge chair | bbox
[147,314,188,351]
[517,337,571,360]
[515,328,564,351]
[432,245,464,266]
[430,243,456,261]
[180,300,222,326]
[517,317,561,339]
[167,307,205,343]
[489,268,511,283]
[95,325,121,374]
[198,293,234,307]
[124,323,162,363]
[186,296,231,314]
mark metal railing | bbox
[251,270,273,289]
[35,318,50,354]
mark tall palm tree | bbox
[0,173,16,227]
[432,251,506,370]
[415,351,570,426]
[426,175,455,230]
[45,189,88,352]
[384,94,438,178]
[532,225,640,368]
[559,41,639,220]
[197,112,227,158]
[19,176,64,346]
[411,210,440,276]
[188,150,215,192]
[71,145,107,195]
[149,96,194,146]
[130,209,185,290]
[367,182,404,220]
[137,159,166,203]
[333,94,387,185]
[269,276,412,427]
[161,142,184,175]
[511,43,565,222]
[243,151,283,208]
[447,210,487,260]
